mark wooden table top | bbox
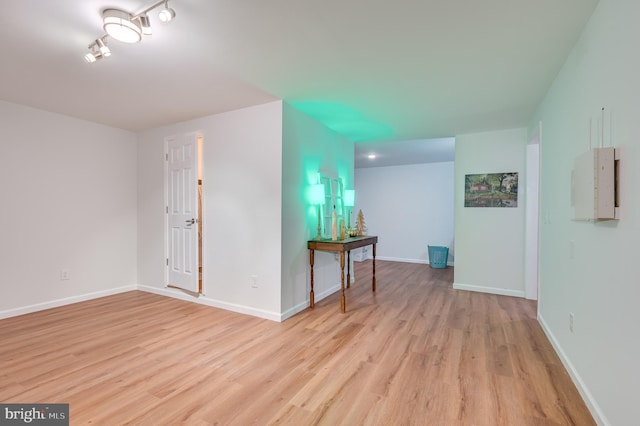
[307,235,378,252]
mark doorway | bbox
[525,123,541,300]
[165,133,203,294]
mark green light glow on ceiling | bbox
[290,101,393,142]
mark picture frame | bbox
[464,172,518,207]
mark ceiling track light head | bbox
[96,37,111,57]
[139,14,152,35]
[85,39,107,63]
[158,2,176,23]
[84,52,98,63]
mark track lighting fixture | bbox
[84,0,177,63]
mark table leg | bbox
[309,249,315,308]
[340,251,346,313]
[347,250,351,289]
[372,243,377,292]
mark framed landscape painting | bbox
[464,172,518,207]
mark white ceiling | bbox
[1,0,598,163]
[355,137,455,168]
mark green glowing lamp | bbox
[310,184,325,239]
[344,190,355,207]
[344,189,355,228]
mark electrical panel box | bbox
[572,147,619,221]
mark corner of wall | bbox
[537,313,609,425]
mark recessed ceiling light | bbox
[368,154,376,159]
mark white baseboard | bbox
[142,283,340,322]
[280,300,309,322]
[316,284,342,301]
[279,284,341,321]
[0,285,137,320]
[1,282,342,324]
[377,256,427,264]
[453,282,525,298]
[374,256,455,266]
[537,314,608,426]
[137,285,282,322]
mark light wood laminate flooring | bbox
[0,261,594,425]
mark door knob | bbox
[185,218,195,225]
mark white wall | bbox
[453,128,526,297]
[137,101,284,320]
[354,162,454,264]
[281,103,354,319]
[0,100,138,318]
[531,1,640,423]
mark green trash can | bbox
[428,246,449,269]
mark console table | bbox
[307,235,378,313]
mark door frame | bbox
[525,122,541,300]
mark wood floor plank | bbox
[0,261,594,425]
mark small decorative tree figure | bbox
[356,209,367,236]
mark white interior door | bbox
[166,134,199,293]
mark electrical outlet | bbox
[250,275,258,288]
[569,312,575,333]
[60,269,70,281]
